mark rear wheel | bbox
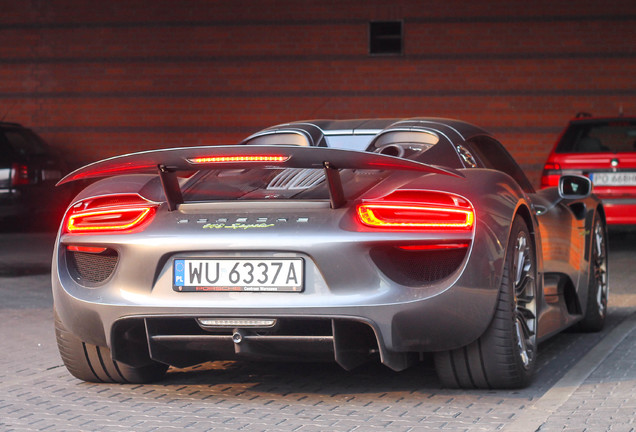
[577,214,608,332]
[54,309,168,383]
[435,217,537,389]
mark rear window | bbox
[556,120,636,153]
[2,128,50,158]
[324,134,375,150]
[243,132,312,147]
[365,130,464,169]
[183,167,387,202]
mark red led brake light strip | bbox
[188,155,290,164]
[357,204,474,229]
[66,207,154,233]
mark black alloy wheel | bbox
[435,216,538,389]
[512,226,537,370]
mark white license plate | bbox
[591,172,636,186]
[173,258,304,292]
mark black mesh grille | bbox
[370,246,468,286]
[67,249,118,285]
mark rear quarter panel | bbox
[384,168,540,350]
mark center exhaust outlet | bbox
[232,330,245,344]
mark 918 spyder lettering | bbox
[202,222,275,230]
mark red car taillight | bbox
[356,191,474,231]
[63,194,157,234]
[10,163,30,186]
[540,162,561,189]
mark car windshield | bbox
[557,120,636,153]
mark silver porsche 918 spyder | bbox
[52,118,608,389]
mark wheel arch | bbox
[514,203,535,237]
[581,200,606,283]
[515,201,543,284]
[434,212,540,389]
[466,199,542,345]
[595,203,607,225]
[497,201,544,340]
[510,202,543,293]
[577,200,608,325]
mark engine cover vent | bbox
[267,168,325,190]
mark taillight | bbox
[11,163,30,186]
[540,162,561,189]
[357,191,474,230]
[64,194,157,234]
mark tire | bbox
[576,213,608,332]
[54,309,168,383]
[435,216,538,389]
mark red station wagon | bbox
[541,114,636,225]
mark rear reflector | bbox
[398,242,470,251]
[188,155,290,164]
[66,245,108,254]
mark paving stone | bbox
[1,229,635,431]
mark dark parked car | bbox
[0,122,70,227]
[52,118,607,389]
[541,113,636,225]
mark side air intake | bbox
[66,248,118,285]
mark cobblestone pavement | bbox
[0,228,634,432]
[538,327,636,432]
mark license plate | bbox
[591,172,636,186]
[42,169,62,181]
[173,258,304,292]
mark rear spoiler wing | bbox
[58,145,463,210]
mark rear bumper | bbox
[601,199,636,225]
[52,225,503,371]
[53,282,499,372]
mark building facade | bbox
[2,0,635,185]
